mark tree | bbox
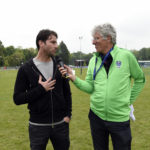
[23,48,37,62]
[57,41,70,65]
[7,51,24,66]
[139,48,147,60]
[83,52,93,65]
[131,50,140,60]
[131,47,150,60]
[0,41,4,66]
[69,51,93,66]
[3,57,9,67]
[3,46,16,57]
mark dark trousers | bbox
[29,122,70,150]
[89,110,132,150]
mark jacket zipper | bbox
[105,63,112,120]
[32,66,55,127]
[105,71,108,120]
[50,90,54,128]
[32,57,58,128]
[105,77,109,120]
[50,58,58,128]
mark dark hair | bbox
[36,29,58,50]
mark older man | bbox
[59,23,145,150]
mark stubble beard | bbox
[47,51,56,57]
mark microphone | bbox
[56,57,69,78]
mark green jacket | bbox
[73,45,145,122]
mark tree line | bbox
[0,40,93,67]
[0,40,149,67]
[131,48,150,60]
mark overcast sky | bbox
[0,0,150,53]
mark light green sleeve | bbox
[129,52,145,104]
[73,59,94,94]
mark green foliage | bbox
[0,38,150,67]
[132,47,150,60]
[70,51,93,65]
[7,51,25,66]
[70,51,84,65]
[0,56,4,66]
[0,41,4,66]
[0,41,4,56]
[3,57,9,67]
[0,68,150,149]
[0,41,37,66]
[57,41,70,65]
[23,48,37,62]
[3,46,16,57]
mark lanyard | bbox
[93,47,113,80]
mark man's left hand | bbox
[64,116,70,123]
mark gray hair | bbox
[92,23,116,44]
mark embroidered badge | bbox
[116,61,122,68]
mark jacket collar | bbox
[94,44,118,59]
[28,56,58,81]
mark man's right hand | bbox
[59,64,76,81]
[38,75,56,91]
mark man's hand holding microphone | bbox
[56,57,76,81]
[38,56,76,92]
[59,64,76,82]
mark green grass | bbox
[0,68,150,150]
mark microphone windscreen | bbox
[56,57,64,67]
[56,56,69,78]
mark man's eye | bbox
[51,41,57,44]
[93,37,99,41]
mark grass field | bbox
[0,68,150,150]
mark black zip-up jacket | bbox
[13,57,72,124]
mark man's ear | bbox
[38,40,44,48]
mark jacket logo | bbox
[116,61,122,68]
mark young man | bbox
[13,29,72,150]
[59,23,145,150]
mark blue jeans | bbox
[29,122,70,150]
[89,110,132,150]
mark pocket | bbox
[29,124,39,133]
[109,120,130,131]
[122,120,130,128]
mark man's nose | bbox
[55,44,58,48]
[92,40,96,45]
